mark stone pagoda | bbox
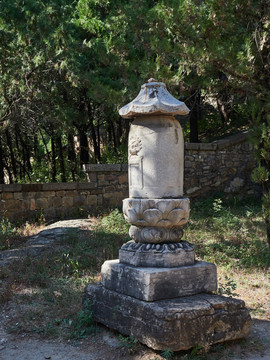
[84,79,251,351]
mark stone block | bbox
[56,190,66,197]
[49,196,62,208]
[21,199,29,210]
[45,191,56,197]
[2,193,13,200]
[36,198,49,209]
[77,182,97,190]
[74,196,85,207]
[118,174,128,184]
[121,164,128,171]
[119,240,194,267]
[42,183,62,191]
[86,173,97,183]
[63,197,74,207]
[0,184,22,192]
[14,192,23,200]
[25,191,39,199]
[3,200,20,211]
[185,143,200,151]
[83,164,122,172]
[87,195,97,206]
[101,260,217,301]
[30,199,36,210]
[22,184,42,192]
[84,284,251,351]
[97,194,103,206]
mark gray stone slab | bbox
[83,283,251,351]
[83,164,122,172]
[119,240,195,267]
[101,260,217,301]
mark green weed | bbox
[217,276,238,297]
[161,348,174,359]
[119,335,139,354]
[0,217,17,250]
[99,208,130,235]
[68,301,96,339]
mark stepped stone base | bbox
[101,259,217,301]
[84,283,251,351]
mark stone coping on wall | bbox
[83,164,128,172]
[185,131,250,151]
[0,182,98,193]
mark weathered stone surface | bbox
[129,226,184,243]
[83,284,251,351]
[123,198,190,228]
[101,260,217,301]
[119,240,194,267]
[119,80,190,118]
[127,116,185,198]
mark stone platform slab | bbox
[101,259,217,301]
[84,283,251,351]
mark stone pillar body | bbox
[128,115,184,199]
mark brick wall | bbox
[0,132,259,222]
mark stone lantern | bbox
[84,79,251,351]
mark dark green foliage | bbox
[0,0,257,184]
[1,0,270,240]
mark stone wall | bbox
[0,165,128,221]
[183,131,258,197]
[0,132,258,222]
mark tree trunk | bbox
[34,134,41,164]
[108,119,118,153]
[5,129,17,182]
[39,128,51,164]
[87,101,100,163]
[0,137,5,184]
[187,89,200,143]
[68,134,76,181]
[78,128,90,166]
[51,136,57,182]
[56,136,66,182]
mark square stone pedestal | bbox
[101,259,217,301]
[84,283,251,351]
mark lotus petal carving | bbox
[122,198,190,227]
[167,208,185,224]
[143,209,162,225]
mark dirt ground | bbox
[0,312,269,360]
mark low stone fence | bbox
[0,132,259,222]
[0,165,128,221]
[184,131,257,197]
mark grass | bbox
[0,217,45,250]
[0,197,269,353]
[0,209,129,338]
